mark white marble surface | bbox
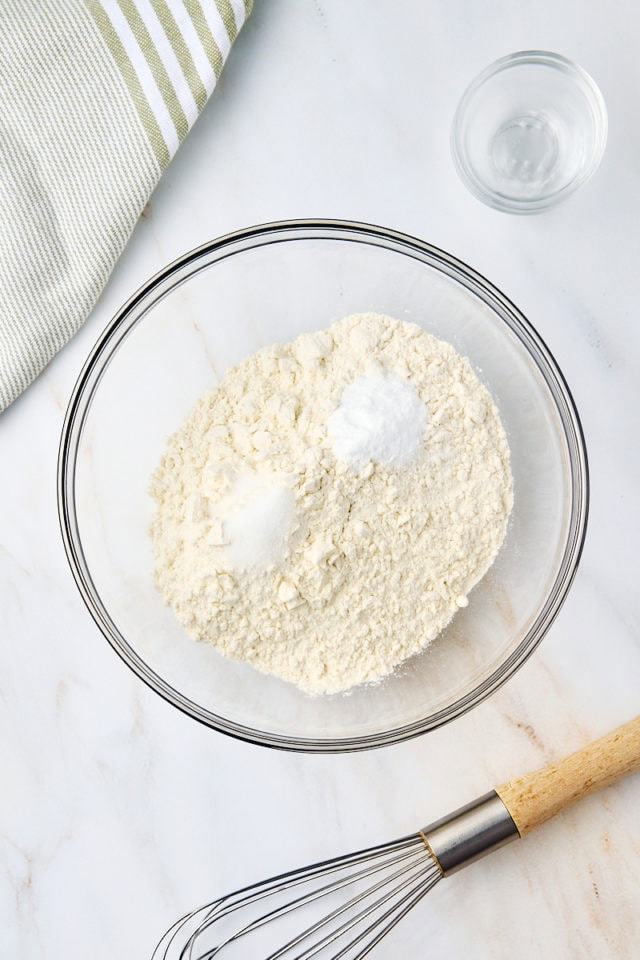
[2,2,640,957]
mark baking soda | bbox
[328,374,426,467]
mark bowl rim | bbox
[57,219,589,753]
[451,49,608,214]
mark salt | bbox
[222,471,294,571]
[328,374,427,468]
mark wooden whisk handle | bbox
[496,715,640,837]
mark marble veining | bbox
[1,1,639,958]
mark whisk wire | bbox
[193,841,429,958]
[159,836,441,960]
[260,850,435,959]
[339,869,442,960]
[270,855,440,960]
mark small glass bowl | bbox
[452,51,608,213]
[58,221,588,752]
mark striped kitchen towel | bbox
[0,0,251,412]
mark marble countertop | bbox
[2,2,639,957]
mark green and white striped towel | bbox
[0,0,251,412]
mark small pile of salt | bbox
[223,471,294,571]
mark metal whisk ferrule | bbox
[422,790,518,876]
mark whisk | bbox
[153,715,640,960]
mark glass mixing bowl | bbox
[58,221,588,752]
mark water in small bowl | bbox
[452,51,607,213]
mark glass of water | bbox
[451,51,607,213]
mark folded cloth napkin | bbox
[0,0,251,412]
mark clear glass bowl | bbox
[452,51,608,213]
[58,221,588,752]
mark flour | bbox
[151,313,513,695]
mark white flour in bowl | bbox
[151,313,513,694]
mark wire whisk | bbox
[154,833,441,959]
[152,715,640,960]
